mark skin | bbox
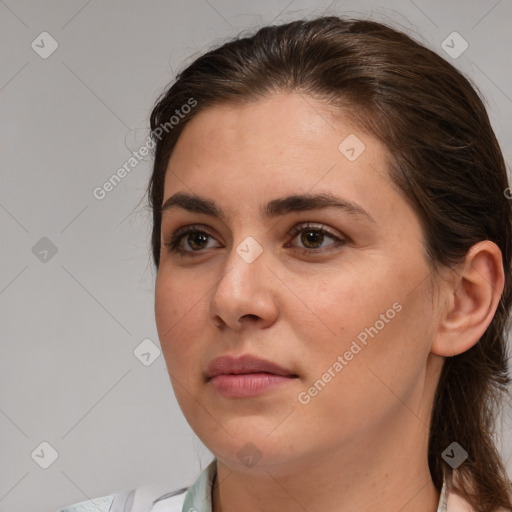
[154,93,504,512]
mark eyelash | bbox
[163,223,347,256]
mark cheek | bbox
[290,260,432,384]
[293,304,431,440]
[155,279,207,421]
[155,280,177,348]
[155,266,201,332]
[155,272,199,365]
[284,264,396,343]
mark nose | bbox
[209,240,279,331]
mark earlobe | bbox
[431,240,505,358]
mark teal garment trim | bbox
[182,458,217,512]
[60,494,115,512]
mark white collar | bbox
[437,468,450,512]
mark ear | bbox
[431,240,505,357]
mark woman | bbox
[60,15,512,512]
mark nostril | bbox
[212,316,226,329]
[239,314,259,322]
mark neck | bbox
[212,410,440,512]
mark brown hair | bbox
[147,15,512,510]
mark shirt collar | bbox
[182,458,217,512]
[182,458,450,512]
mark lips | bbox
[206,354,297,379]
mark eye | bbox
[286,222,346,252]
[164,226,219,256]
[163,222,346,256]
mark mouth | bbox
[206,354,299,398]
[208,373,298,398]
[206,354,297,379]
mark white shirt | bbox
[58,459,491,512]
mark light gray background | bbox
[1,1,511,511]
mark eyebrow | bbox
[161,192,376,224]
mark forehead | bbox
[177,94,352,151]
[164,93,387,190]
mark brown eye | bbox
[164,222,346,257]
[184,232,210,251]
[287,223,346,252]
[300,229,325,249]
[164,227,219,255]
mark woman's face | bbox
[155,93,443,472]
